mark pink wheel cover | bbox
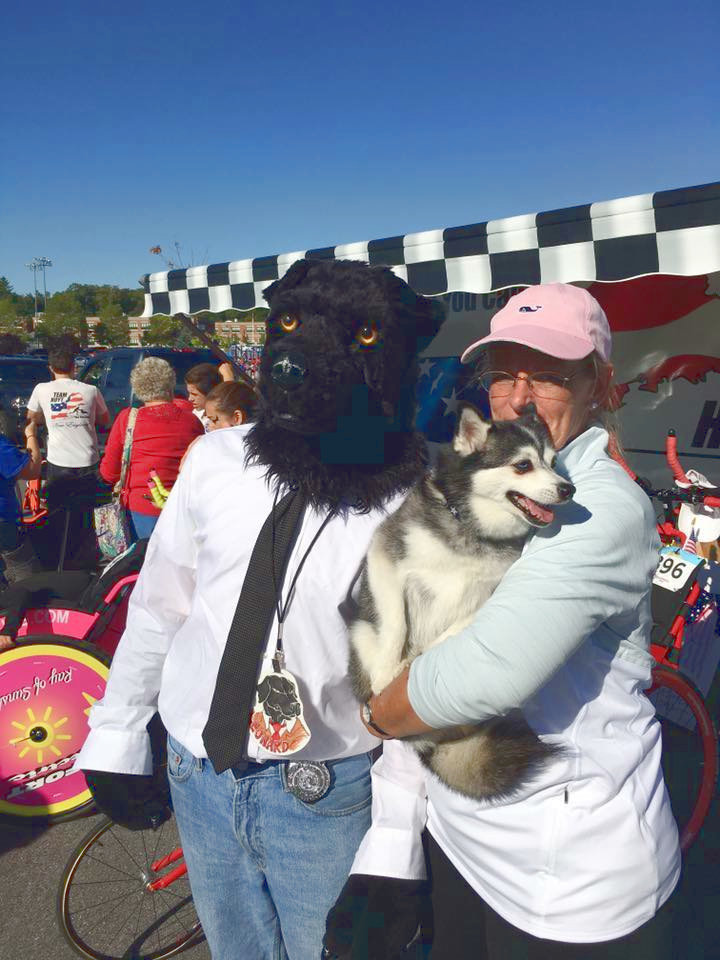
[0,644,108,816]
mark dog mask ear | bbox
[453,405,492,457]
[263,259,313,308]
[372,267,446,351]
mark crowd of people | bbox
[0,346,257,593]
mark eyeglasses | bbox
[478,370,578,399]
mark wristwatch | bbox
[361,700,391,738]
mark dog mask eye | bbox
[513,460,533,474]
[355,324,380,347]
[278,314,300,333]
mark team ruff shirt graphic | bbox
[49,390,89,422]
[28,379,105,467]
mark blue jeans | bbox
[167,736,373,960]
[129,510,159,540]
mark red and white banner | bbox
[425,273,720,488]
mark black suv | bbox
[77,347,218,422]
[0,355,52,434]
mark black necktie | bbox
[202,486,307,773]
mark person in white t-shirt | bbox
[26,341,110,568]
[183,362,234,431]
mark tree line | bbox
[0,277,266,353]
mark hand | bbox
[360,669,435,741]
[323,874,430,959]
[84,770,171,830]
[217,361,235,381]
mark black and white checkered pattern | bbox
[140,181,720,316]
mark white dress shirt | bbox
[78,424,400,774]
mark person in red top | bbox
[100,358,203,541]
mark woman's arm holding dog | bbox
[366,482,658,737]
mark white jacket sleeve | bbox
[76,450,199,775]
[351,739,429,880]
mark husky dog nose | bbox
[557,481,575,502]
[271,350,307,389]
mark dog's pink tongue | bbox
[517,496,554,523]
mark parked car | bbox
[0,355,52,436]
[77,347,219,423]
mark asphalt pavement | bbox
[0,811,211,960]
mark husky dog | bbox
[348,405,575,800]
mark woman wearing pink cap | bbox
[324,284,680,959]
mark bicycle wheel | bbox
[649,664,719,852]
[0,637,109,822]
[57,813,203,960]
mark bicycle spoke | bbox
[59,814,201,960]
[80,851,140,881]
[105,828,146,873]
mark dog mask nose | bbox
[557,481,575,502]
[271,350,307,389]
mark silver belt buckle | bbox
[286,761,331,803]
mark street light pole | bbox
[25,259,40,320]
[37,257,53,311]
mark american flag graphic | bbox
[414,357,489,444]
[683,527,698,555]
[50,392,85,420]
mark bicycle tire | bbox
[0,637,110,823]
[649,664,719,852]
[57,813,203,960]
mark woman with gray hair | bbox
[99,357,204,540]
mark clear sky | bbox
[3,0,718,295]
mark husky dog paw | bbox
[370,657,409,695]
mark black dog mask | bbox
[245,259,445,512]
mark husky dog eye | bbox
[550,455,558,469]
[513,460,533,474]
[355,324,380,347]
[278,314,300,333]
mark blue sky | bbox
[2,0,718,295]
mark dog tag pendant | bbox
[248,649,311,756]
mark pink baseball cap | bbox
[461,284,611,365]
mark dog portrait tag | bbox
[248,653,311,756]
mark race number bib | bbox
[652,547,703,593]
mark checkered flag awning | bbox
[140,181,720,316]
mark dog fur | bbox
[348,405,575,800]
[245,258,444,512]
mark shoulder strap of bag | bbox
[116,407,139,494]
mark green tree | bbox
[38,291,89,346]
[142,315,201,348]
[93,316,131,347]
[0,332,27,354]
[0,298,19,329]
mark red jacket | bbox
[99,401,204,515]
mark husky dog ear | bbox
[453,405,492,457]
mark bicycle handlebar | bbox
[644,486,720,508]
[612,429,720,509]
[665,430,690,484]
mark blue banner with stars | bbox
[414,357,490,444]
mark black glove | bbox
[84,769,171,830]
[323,874,431,960]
